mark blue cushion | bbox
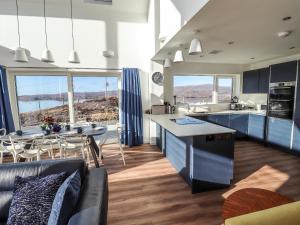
[7,172,67,225]
[48,170,81,225]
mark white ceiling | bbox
[153,0,300,65]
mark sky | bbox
[16,76,118,96]
[174,76,232,87]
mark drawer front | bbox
[267,117,292,149]
[248,114,265,140]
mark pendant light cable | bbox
[43,0,48,49]
[15,0,21,47]
[70,0,75,50]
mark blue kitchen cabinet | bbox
[243,70,259,93]
[294,61,300,120]
[270,61,297,83]
[292,120,300,152]
[156,124,162,151]
[248,114,266,141]
[229,114,249,137]
[267,117,293,149]
[259,67,270,93]
[207,114,230,127]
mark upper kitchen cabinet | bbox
[270,61,297,83]
[242,67,269,94]
[258,67,270,93]
[243,69,259,93]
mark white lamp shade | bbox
[14,47,29,63]
[174,50,184,63]
[189,38,202,55]
[164,58,172,68]
[68,50,80,63]
[41,49,55,63]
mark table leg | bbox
[88,136,100,168]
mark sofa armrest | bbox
[68,168,108,225]
[225,201,300,225]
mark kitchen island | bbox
[147,114,236,193]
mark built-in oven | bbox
[268,81,295,119]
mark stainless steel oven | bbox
[268,82,295,119]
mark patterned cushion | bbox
[48,171,81,225]
[7,172,67,225]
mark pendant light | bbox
[189,38,202,55]
[68,0,80,63]
[164,58,172,68]
[174,50,184,63]
[41,0,54,63]
[14,0,28,63]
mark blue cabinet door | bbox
[294,61,300,120]
[229,114,249,137]
[243,70,259,93]
[207,115,219,123]
[267,117,292,149]
[248,114,265,140]
[270,61,297,83]
[292,120,300,152]
[259,67,270,93]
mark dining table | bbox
[0,124,107,168]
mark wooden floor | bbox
[2,141,300,224]
[102,141,300,225]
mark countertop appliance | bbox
[151,105,166,115]
[268,81,295,119]
[230,96,244,110]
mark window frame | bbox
[173,74,236,105]
[7,70,121,129]
[216,76,234,103]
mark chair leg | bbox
[81,147,85,160]
[0,152,3,164]
[119,145,126,166]
[86,146,91,164]
[13,153,18,163]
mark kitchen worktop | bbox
[146,114,235,137]
[185,110,267,117]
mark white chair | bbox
[0,136,25,163]
[34,135,60,159]
[59,134,88,160]
[0,128,7,137]
[18,138,50,162]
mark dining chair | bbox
[0,136,25,163]
[59,134,89,160]
[100,123,126,166]
[0,128,7,137]
[18,137,51,162]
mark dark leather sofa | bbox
[0,159,108,225]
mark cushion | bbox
[6,172,67,225]
[48,171,81,225]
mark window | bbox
[16,76,69,128]
[72,76,119,123]
[217,77,233,103]
[174,76,214,105]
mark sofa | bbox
[0,159,108,225]
[225,201,300,225]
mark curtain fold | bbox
[121,68,143,147]
[0,66,15,133]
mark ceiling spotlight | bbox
[250,57,255,60]
[282,16,292,21]
[277,31,292,38]
[174,50,184,63]
[164,58,172,68]
[290,46,295,50]
[189,38,202,55]
[199,55,205,58]
[228,41,234,45]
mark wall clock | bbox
[152,72,164,86]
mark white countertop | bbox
[186,110,266,117]
[146,114,235,137]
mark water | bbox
[18,100,66,113]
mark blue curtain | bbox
[0,66,15,133]
[121,68,143,147]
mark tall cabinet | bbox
[292,61,300,152]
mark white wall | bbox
[159,0,209,45]
[0,0,153,143]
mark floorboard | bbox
[2,141,300,225]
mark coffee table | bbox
[222,188,294,221]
